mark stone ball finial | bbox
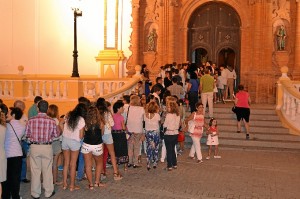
[18,65,24,75]
[134,65,142,77]
[135,65,141,72]
[279,66,290,80]
[280,66,288,73]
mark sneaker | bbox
[246,134,250,140]
[101,173,107,181]
[197,159,203,163]
[214,156,221,159]
[206,156,210,160]
[58,165,63,171]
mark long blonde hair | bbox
[167,101,179,116]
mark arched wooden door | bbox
[188,2,241,76]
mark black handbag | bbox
[232,105,237,113]
[8,123,26,158]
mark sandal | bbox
[55,181,63,186]
[69,185,80,191]
[113,173,123,181]
[94,182,106,187]
[62,185,68,190]
[88,184,94,190]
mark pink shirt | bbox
[236,91,250,108]
[112,113,124,130]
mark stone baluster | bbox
[42,81,47,98]
[55,81,60,99]
[282,91,287,111]
[0,81,2,97]
[119,82,123,88]
[297,99,300,114]
[99,82,104,96]
[63,81,67,99]
[109,82,113,93]
[291,97,296,120]
[10,81,14,97]
[35,81,40,97]
[286,95,291,115]
[49,81,54,98]
[84,81,88,96]
[28,81,34,98]
[4,81,9,97]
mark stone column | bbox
[132,1,140,66]
[263,1,273,72]
[294,1,300,73]
[158,2,164,66]
[168,1,175,63]
[252,1,262,70]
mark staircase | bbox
[185,104,300,152]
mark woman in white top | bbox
[3,107,25,199]
[126,95,145,168]
[144,101,160,170]
[163,101,181,171]
[0,104,8,198]
[62,103,86,191]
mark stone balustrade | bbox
[276,66,300,135]
[0,65,142,108]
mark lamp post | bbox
[71,8,82,77]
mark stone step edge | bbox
[219,137,300,144]
[217,124,288,129]
[183,143,300,153]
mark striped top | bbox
[5,120,25,158]
[25,113,60,143]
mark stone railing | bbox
[276,66,300,135]
[0,65,142,103]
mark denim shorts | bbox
[62,137,81,151]
[102,133,114,145]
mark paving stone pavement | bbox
[20,149,300,199]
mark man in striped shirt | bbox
[25,100,61,199]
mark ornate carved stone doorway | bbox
[188,2,241,82]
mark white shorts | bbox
[81,143,103,156]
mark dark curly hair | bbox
[66,103,87,131]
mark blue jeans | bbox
[21,141,29,180]
[76,140,85,180]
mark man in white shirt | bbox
[225,65,237,100]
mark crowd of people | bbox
[0,61,251,199]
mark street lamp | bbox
[71,8,82,77]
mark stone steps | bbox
[183,104,300,151]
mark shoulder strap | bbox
[8,123,23,146]
[125,106,130,126]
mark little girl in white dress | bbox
[206,118,221,159]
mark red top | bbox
[236,91,250,108]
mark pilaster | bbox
[294,1,300,79]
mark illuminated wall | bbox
[0,0,132,76]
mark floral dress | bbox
[191,113,204,138]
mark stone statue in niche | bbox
[276,25,286,51]
[147,29,157,51]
